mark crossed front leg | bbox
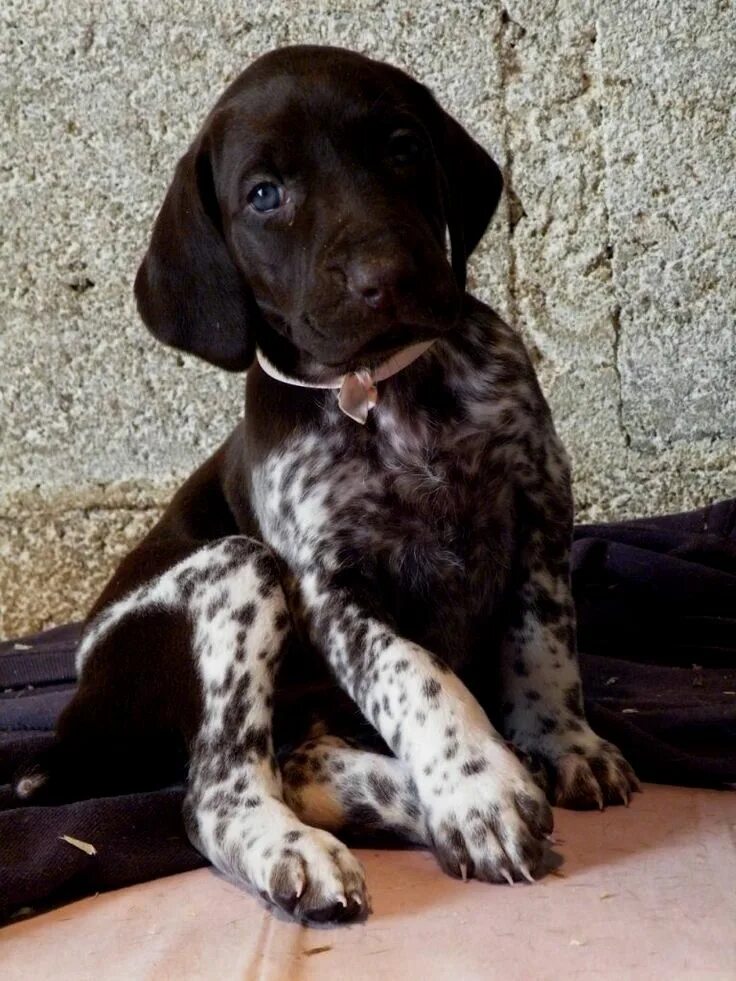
[301,572,553,883]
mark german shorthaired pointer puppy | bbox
[17,45,638,923]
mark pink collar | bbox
[255,339,436,424]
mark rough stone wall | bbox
[2,0,734,637]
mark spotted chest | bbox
[250,308,547,669]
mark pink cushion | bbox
[2,784,735,979]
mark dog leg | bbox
[179,539,368,922]
[301,579,553,882]
[499,460,640,808]
[282,734,426,843]
[18,536,368,923]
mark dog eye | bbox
[247,182,284,213]
[388,130,423,166]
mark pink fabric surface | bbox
[2,784,735,980]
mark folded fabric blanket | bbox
[2,500,735,922]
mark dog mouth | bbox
[255,308,456,386]
[356,324,431,361]
[325,325,422,372]
[319,322,450,372]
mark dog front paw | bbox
[187,798,369,924]
[421,741,553,883]
[259,826,369,923]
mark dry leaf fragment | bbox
[604,676,618,686]
[9,906,35,920]
[569,938,586,947]
[303,945,332,957]
[549,868,567,878]
[599,891,616,900]
[60,835,97,856]
[622,708,639,714]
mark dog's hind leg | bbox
[282,734,428,844]
[16,536,368,923]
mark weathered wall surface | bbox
[2,0,734,636]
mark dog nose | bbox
[347,256,412,311]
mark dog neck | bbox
[255,340,436,424]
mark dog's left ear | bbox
[134,131,256,372]
[427,98,503,288]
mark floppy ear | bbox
[430,103,504,289]
[134,137,255,372]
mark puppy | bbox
[17,45,638,924]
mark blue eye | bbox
[248,182,283,213]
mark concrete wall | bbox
[2,0,734,637]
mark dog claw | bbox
[501,868,515,886]
[520,864,535,884]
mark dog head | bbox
[135,45,503,376]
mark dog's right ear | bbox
[134,136,255,372]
